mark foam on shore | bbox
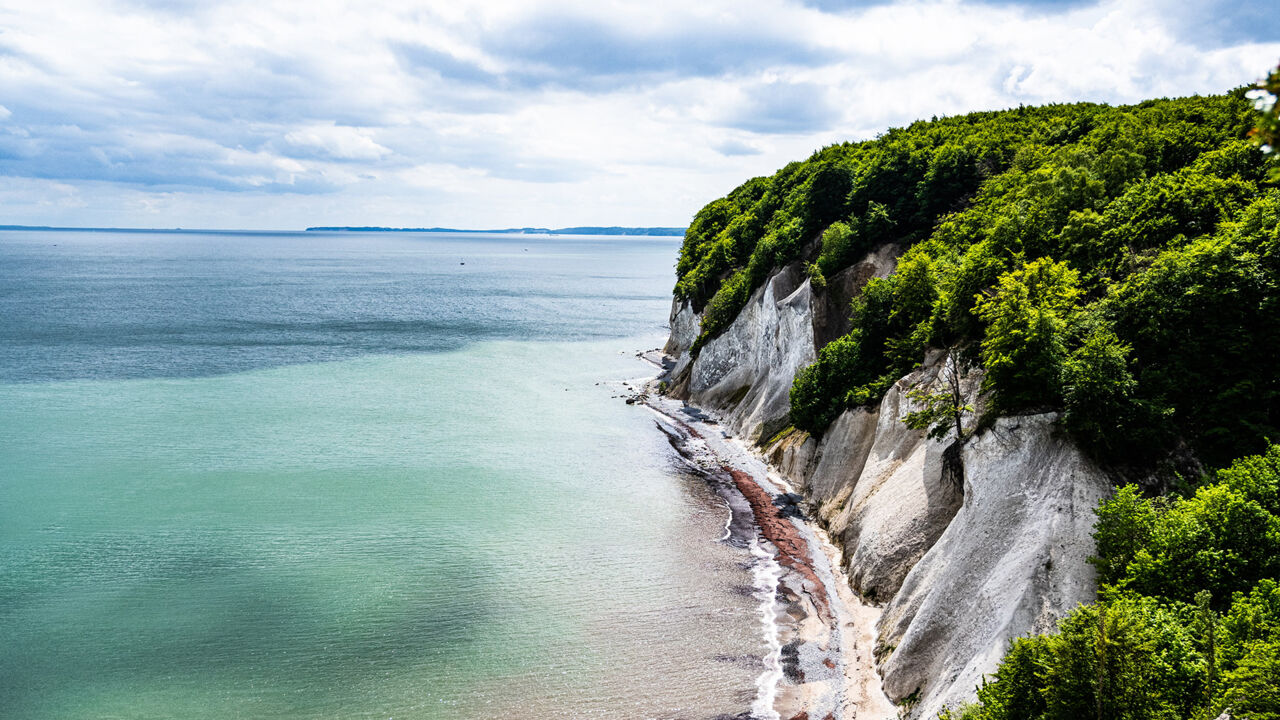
[642,387,895,720]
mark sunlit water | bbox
[0,230,763,719]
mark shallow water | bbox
[0,230,763,719]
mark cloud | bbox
[1152,0,1280,49]
[475,9,834,90]
[717,80,843,134]
[0,119,344,192]
[0,0,1275,229]
[713,138,765,156]
[798,0,1099,15]
[282,125,391,162]
[390,6,834,93]
[392,43,500,87]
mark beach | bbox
[632,352,896,720]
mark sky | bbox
[0,0,1277,230]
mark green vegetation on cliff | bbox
[928,82,1280,720]
[948,445,1280,720]
[675,90,1277,469]
[676,85,1280,719]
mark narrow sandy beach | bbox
[624,355,896,720]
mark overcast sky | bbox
[0,0,1276,230]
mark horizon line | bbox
[0,224,688,236]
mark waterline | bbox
[749,538,785,720]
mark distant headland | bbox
[304,226,686,236]
[0,224,686,237]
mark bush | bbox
[694,268,753,350]
[1091,446,1280,609]
[1061,324,1138,461]
[1221,639,1280,720]
[962,595,1207,720]
[1090,484,1158,586]
[790,334,863,433]
[790,252,940,434]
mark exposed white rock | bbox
[825,396,956,603]
[689,264,815,443]
[664,297,699,379]
[876,413,1112,719]
[796,355,979,604]
[661,245,1111,720]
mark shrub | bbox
[1091,446,1280,609]
[1061,324,1138,461]
[961,595,1207,720]
[693,268,753,350]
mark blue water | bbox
[0,231,674,382]
[0,230,763,719]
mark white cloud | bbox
[0,0,1274,229]
[282,125,391,161]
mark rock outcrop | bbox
[683,263,813,444]
[667,250,899,445]
[876,413,1111,718]
[661,248,1113,719]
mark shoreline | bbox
[630,352,894,720]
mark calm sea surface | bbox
[0,230,762,719]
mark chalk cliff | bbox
[661,249,1113,719]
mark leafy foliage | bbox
[961,594,1207,720]
[677,92,1277,466]
[961,445,1280,720]
[974,258,1080,413]
[789,246,939,430]
[1091,445,1280,607]
[1099,211,1280,466]
[1061,324,1138,458]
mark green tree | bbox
[1221,639,1280,719]
[1091,484,1157,585]
[961,596,1208,720]
[1103,230,1280,467]
[1090,446,1280,609]
[1062,324,1138,460]
[902,351,972,444]
[975,258,1081,412]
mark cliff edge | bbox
[660,257,1112,719]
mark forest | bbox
[674,74,1280,719]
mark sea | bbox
[0,229,765,719]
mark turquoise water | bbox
[0,231,762,719]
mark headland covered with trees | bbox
[671,81,1280,719]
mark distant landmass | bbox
[0,224,687,237]
[304,226,687,236]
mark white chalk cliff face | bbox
[878,413,1111,718]
[664,253,1113,719]
[687,264,815,444]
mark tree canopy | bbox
[676,90,1277,469]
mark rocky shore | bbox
[647,252,1113,718]
[634,361,895,720]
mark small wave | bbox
[749,537,783,720]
